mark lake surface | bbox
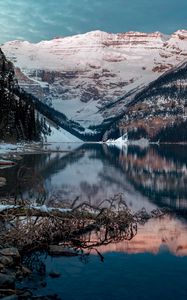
[1,143,187,299]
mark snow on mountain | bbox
[2,30,187,130]
[46,124,82,143]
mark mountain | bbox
[118,60,187,142]
[0,49,42,142]
[2,30,187,141]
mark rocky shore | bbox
[0,189,165,300]
[0,247,62,300]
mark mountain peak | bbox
[171,29,187,39]
[4,29,187,48]
[2,28,187,131]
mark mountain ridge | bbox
[1,29,187,141]
[3,29,187,45]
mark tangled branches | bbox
[0,194,165,254]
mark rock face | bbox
[2,30,187,141]
[0,49,41,142]
[2,30,187,132]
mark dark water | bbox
[41,252,187,300]
[1,143,187,299]
[19,251,187,300]
[1,143,187,211]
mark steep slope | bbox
[118,61,187,142]
[46,122,82,143]
[2,30,187,133]
[0,49,41,142]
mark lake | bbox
[1,143,187,299]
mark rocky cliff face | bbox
[0,49,40,141]
[1,30,187,141]
[2,30,187,133]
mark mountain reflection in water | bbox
[1,143,187,256]
[90,214,187,256]
[1,143,187,210]
[3,143,187,300]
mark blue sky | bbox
[0,0,187,43]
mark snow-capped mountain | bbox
[2,30,187,141]
[2,30,187,134]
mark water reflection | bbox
[95,214,187,256]
[1,144,187,212]
[7,143,187,300]
[116,145,187,210]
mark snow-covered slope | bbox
[46,124,82,143]
[2,30,187,130]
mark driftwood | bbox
[0,192,167,299]
[0,195,166,254]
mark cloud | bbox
[0,0,187,43]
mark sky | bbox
[0,0,187,43]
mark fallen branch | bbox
[0,196,165,254]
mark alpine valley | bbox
[1,29,187,142]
